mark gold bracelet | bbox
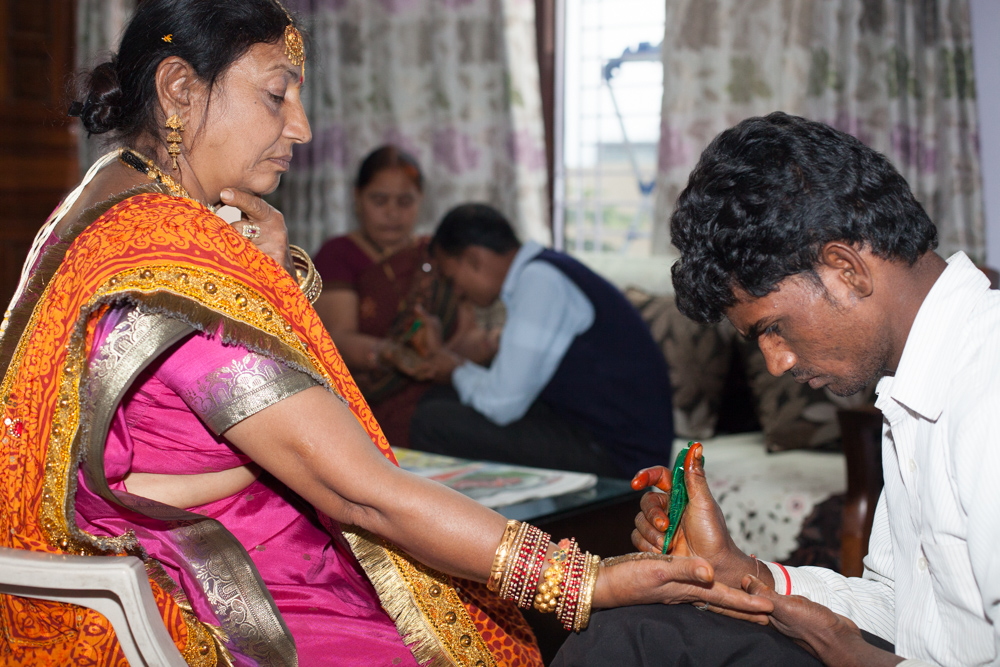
[572,553,601,632]
[289,244,322,304]
[488,520,521,593]
[499,522,530,601]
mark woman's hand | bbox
[409,304,444,357]
[592,553,773,624]
[742,575,904,667]
[123,464,261,509]
[631,443,766,590]
[380,341,434,379]
[220,188,294,275]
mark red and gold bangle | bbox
[557,541,587,629]
[519,530,551,608]
[499,522,531,601]
[554,540,578,622]
[500,524,550,607]
[511,526,542,604]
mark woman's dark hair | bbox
[355,145,423,192]
[670,111,938,323]
[430,203,521,256]
[73,0,294,147]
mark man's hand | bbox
[220,188,294,275]
[592,553,773,624]
[743,575,904,667]
[631,443,766,590]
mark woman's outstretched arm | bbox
[222,385,775,617]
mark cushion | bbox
[625,288,734,440]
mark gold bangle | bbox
[289,244,322,304]
[488,520,521,593]
[499,522,530,601]
[573,553,601,632]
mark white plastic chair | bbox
[0,547,187,666]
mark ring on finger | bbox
[693,602,710,611]
[241,223,261,240]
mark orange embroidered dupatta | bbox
[0,193,541,666]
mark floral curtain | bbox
[653,0,984,262]
[281,0,550,252]
[74,0,549,253]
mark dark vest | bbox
[532,250,674,475]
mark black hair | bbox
[670,111,938,323]
[72,0,294,148]
[430,203,521,256]
[355,145,423,192]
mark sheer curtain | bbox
[652,0,984,262]
[281,0,550,252]
[75,0,136,171]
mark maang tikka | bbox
[165,113,184,170]
[272,0,305,75]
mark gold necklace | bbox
[118,148,192,200]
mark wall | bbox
[0,0,77,311]
[971,0,1000,268]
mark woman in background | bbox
[313,146,495,447]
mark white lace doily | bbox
[672,433,846,563]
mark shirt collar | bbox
[875,252,991,422]
[500,240,545,304]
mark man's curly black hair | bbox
[670,112,938,323]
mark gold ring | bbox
[241,223,261,240]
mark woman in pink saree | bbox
[0,1,772,665]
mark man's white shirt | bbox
[764,252,1000,666]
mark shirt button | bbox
[908,459,917,472]
[917,556,928,571]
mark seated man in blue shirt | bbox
[409,203,674,478]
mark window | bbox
[556,0,665,257]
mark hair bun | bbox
[78,60,124,135]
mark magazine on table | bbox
[394,448,598,508]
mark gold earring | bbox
[165,113,184,170]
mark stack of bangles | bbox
[487,520,601,632]
[289,245,322,304]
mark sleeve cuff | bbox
[451,361,485,404]
[763,561,792,595]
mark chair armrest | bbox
[0,547,187,666]
[836,406,884,577]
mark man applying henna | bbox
[554,112,1000,667]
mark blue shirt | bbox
[451,241,594,425]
